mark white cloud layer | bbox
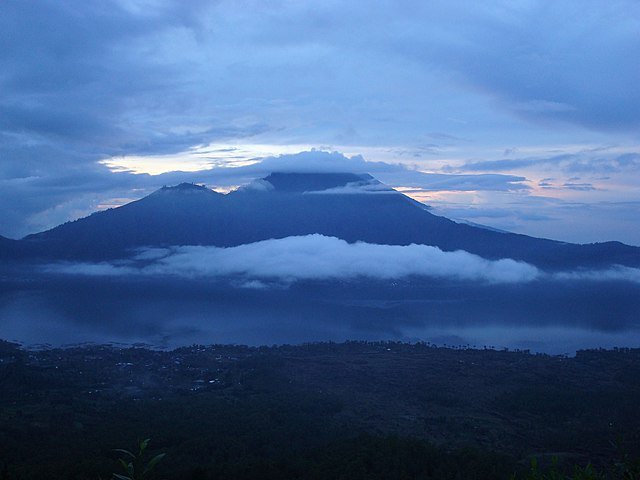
[554,266,640,283]
[47,235,540,284]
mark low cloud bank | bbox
[47,235,540,284]
[554,266,640,283]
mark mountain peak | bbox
[150,182,220,197]
[261,172,375,193]
[162,182,208,192]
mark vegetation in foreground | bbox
[0,340,639,479]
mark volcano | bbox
[6,172,640,270]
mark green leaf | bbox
[118,459,130,472]
[114,449,136,460]
[143,453,166,475]
[112,474,132,480]
[139,438,150,453]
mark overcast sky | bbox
[2,0,639,244]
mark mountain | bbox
[0,234,25,259]
[10,173,640,270]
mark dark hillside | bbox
[1,341,638,479]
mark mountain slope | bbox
[22,183,226,258]
[0,234,24,260]
[16,174,640,270]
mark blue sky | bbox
[1,0,639,244]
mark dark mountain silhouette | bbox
[0,234,24,259]
[7,173,640,270]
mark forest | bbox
[1,340,639,479]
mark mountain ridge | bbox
[4,172,639,270]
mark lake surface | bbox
[1,269,639,354]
